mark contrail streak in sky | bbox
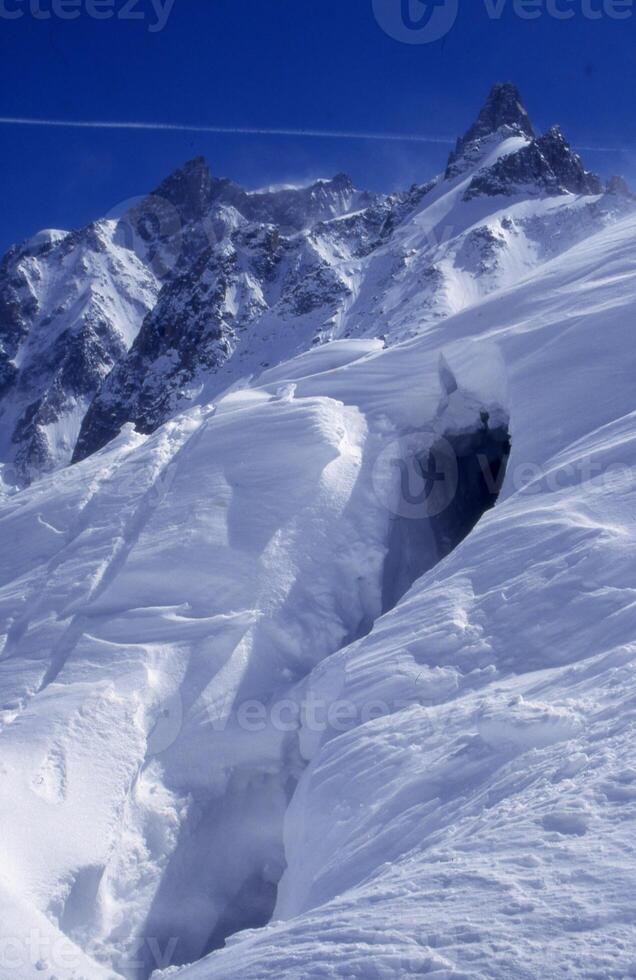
[0,115,626,152]
[0,115,455,145]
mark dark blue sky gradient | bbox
[1,0,635,253]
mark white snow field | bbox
[1,86,636,976]
[165,207,636,980]
[1,203,635,978]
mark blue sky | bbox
[1,0,635,253]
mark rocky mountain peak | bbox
[150,155,214,225]
[447,82,535,175]
[463,120,603,200]
[327,172,355,192]
[468,82,535,142]
[533,125,603,195]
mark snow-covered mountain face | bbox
[0,162,374,487]
[70,81,628,468]
[1,83,636,980]
[71,84,630,468]
[1,82,628,488]
[0,221,161,485]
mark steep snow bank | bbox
[0,309,507,977]
[164,207,636,980]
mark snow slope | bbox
[167,194,636,980]
[0,203,635,978]
[1,84,636,979]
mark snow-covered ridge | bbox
[2,83,631,488]
[68,86,633,465]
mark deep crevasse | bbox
[0,330,508,978]
[166,211,636,980]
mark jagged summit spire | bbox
[151,156,214,224]
[329,172,355,191]
[447,83,535,177]
[463,82,535,145]
[444,84,605,198]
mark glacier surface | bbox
[1,84,635,979]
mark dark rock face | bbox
[447,82,535,177]
[455,225,506,277]
[463,82,535,143]
[151,156,215,226]
[73,176,428,464]
[0,237,46,396]
[0,222,159,485]
[464,126,603,200]
[74,243,243,458]
[11,315,129,481]
[239,174,372,231]
[534,127,603,195]
[318,182,436,258]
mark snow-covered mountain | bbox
[0,159,373,487]
[2,82,629,487]
[0,221,160,485]
[72,82,628,466]
[1,83,636,979]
